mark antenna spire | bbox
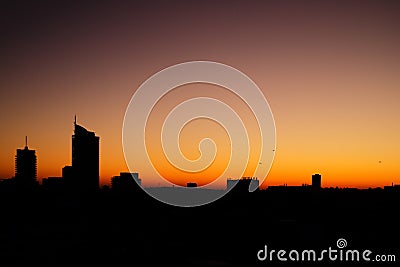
[25,136,28,149]
[74,114,77,125]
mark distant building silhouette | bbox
[384,183,400,192]
[267,174,322,192]
[14,136,37,186]
[268,183,311,192]
[227,177,259,193]
[312,174,321,189]
[187,182,197,187]
[69,116,100,191]
[111,172,141,191]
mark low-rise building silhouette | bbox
[267,183,310,192]
[227,177,259,193]
[187,182,197,187]
[384,183,400,192]
[111,172,141,191]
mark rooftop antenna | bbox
[25,136,28,149]
[74,114,77,126]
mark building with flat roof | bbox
[111,172,141,191]
[312,173,321,189]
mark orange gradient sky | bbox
[1,0,400,188]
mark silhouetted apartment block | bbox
[312,174,321,189]
[70,116,100,191]
[14,136,37,186]
[111,172,141,191]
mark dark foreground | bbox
[0,186,399,266]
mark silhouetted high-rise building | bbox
[71,116,100,191]
[312,173,321,189]
[15,136,37,186]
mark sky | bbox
[1,0,400,188]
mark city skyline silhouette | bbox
[2,1,400,189]
[3,118,400,191]
[2,116,399,194]
[1,1,400,266]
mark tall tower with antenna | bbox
[15,136,37,185]
[70,115,100,191]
